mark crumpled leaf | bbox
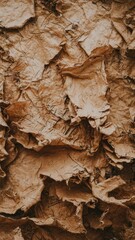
[111,1,135,49]
[6,92,91,150]
[39,63,70,121]
[0,147,90,214]
[0,148,44,214]
[2,137,18,168]
[39,148,88,181]
[91,176,129,206]
[57,39,87,69]
[1,15,65,85]
[0,0,135,239]
[106,151,131,165]
[0,0,35,29]
[53,181,96,207]
[61,46,111,128]
[79,19,122,55]
[0,227,24,240]
[106,77,135,159]
[35,186,85,233]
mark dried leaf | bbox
[0,0,35,29]
[0,0,134,239]
[0,148,44,214]
[0,227,24,240]
[35,188,85,233]
[53,181,96,206]
[91,176,129,206]
[62,47,110,127]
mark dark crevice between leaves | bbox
[0,209,25,219]
[41,0,61,16]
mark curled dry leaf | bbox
[0,147,92,214]
[61,46,111,128]
[35,185,85,234]
[53,181,96,206]
[91,176,129,206]
[6,95,91,150]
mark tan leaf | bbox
[0,148,44,214]
[35,189,85,233]
[62,47,110,127]
[53,181,96,206]
[91,176,129,206]
[0,0,35,29]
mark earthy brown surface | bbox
[0,0,135,239]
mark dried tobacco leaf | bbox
[91,176,129,205]
[53,181,96,206]
[61,46,111,128]
[0,227,24,240]
[0,148,44,214]
[0,0,135,239]
[34,183,86,233]
[0,0,35,29]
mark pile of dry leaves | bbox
[0,0,135,239]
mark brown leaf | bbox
[91,176,129,206]
[0,227,24,240]
[35,187,85,233]
[0,148,44,214]
[61,47,110,127]
[53,181,96,206]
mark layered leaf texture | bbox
[0,0,135,239]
